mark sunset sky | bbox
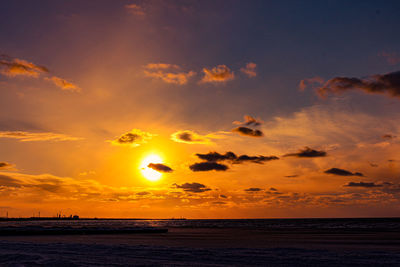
[1,0,400,218]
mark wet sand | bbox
[1,228,400,266]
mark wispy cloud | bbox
[379,51,400,65]
[233,115,262,126]
[110,129,155,147]
[0,131,82,142]
[144,63,195,85]
[125,3,146,16]
[45,76,81,92]
[201,65,234,83]
[298,76,324,91]
[240,62,257,78]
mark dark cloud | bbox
[196,151,237,162]
[369,163,379,167]
[171,130,210,144]
[232,127,263,137]
[244,187,263,192]
[0,162,11,169]
[316,71,400,99]
[147,163,173,173]
[235,155,279,164]
[382,134,395,139]
[173,182,211,193]
[285,175,299,178]
[110,129,154,147]
[324,168,364,177]
[219,194,228,199]
[344,182,382,188]
[284,147,327,158]
[269,187,278,191]
[195,151,279,164]
[45,76,80,92]
[189,162,228,172]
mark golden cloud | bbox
[45,76,81,92]
[144,63,195,85]
[0,56,48,77]
[201,65,234,83]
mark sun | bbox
[140,154,163,181]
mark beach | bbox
[0,219,400,266]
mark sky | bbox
[1,0,400,218]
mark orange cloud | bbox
[0,55,48,77]
[201,65,234,83]
[0,131,82,142]
[240,62,257,78]
[144,63,195,85]
[45,76,81,92]
[0,55,81,91]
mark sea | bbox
[0,218,399,266]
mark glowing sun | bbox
[140,154,163,181]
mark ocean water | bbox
[1,217,400,230]
[0,218,400,266]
